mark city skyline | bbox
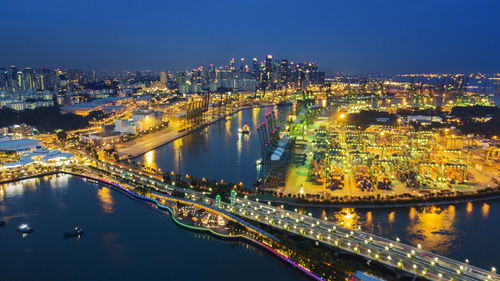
[1,1,500,281]
[1,0,499,73]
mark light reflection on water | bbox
[405,205,458,253]
[297,199,499,262]
[333,208,359,228]
[328,205,459,254]
[136,106,286,187]
[0,176,315,281]
[144,150,157,170]
[481,203,490,219]
[97,187,114,214]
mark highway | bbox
[95,160,499,281]
[223,197,499,281]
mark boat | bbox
[241,123,250,134]
[17,224,34,233]
[64,226,84,238]
[254,177,264,187]
[255,159,263,165]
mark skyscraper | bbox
[252,58,259,73]
[10,66,17,81]
[264,54,273,82]
[240,58,245,71]
[160,71,167,86]
[280,59,289,84]
[229,58,235,71]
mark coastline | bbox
[266,193,500,209]
[2,170,500,209]
[2,171,499,280]
[62,171,324,281]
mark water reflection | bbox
[466,202,473,219]
[49,173,70,190]
[135,106,286,188]
[172,138,183,174]
[4,181,29,197]
[313,203,468,255]
[405,205,458,253]
[409,207,417,221]
[97,187,114,214]
[333,208,359,229]
[225,117,232,135]
[482,203,490,219]
[252,107,260,126]
[144,150,157,170]
[364,211,374,233]
[388,211,395,224]
[237,133,242,159]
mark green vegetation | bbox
[450,105,500,137]
[343,110,398,128]
[252,222,406,281]
[0,106,108,133]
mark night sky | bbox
[1,0,499,74]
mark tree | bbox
[56,131,67,141]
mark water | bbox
[135,106,288,188]
[0,175,309,281]
[137,105,500,271]
[289,200,500,269]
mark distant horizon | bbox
[2,61,499,76]
[1,0,499,74]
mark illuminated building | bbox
[230,189,236,205]
[216,194,221,208]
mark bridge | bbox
[224,197,498,281]
[93,160,499,281]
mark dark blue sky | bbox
[1,0,499,74]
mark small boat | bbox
[64,226,84,238]
[0,219,5,227]
[255,159,263,165]
[17,224,34,233]
[241,123,250,134]
[254,177,263,187]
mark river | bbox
[135,106,288,188]
[0,175,309,281]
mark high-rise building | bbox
[252,58,259,74]
[229,58,235,71]
[160,71,167,86]
[10,66,17,81]
[264,54,273,82]
[280,59,289,84]
[240,58,245,71]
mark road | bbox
[225,197,499,281]
[92,160,499,281]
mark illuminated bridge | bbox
[96,160,499,281]
[222,197,499,281]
